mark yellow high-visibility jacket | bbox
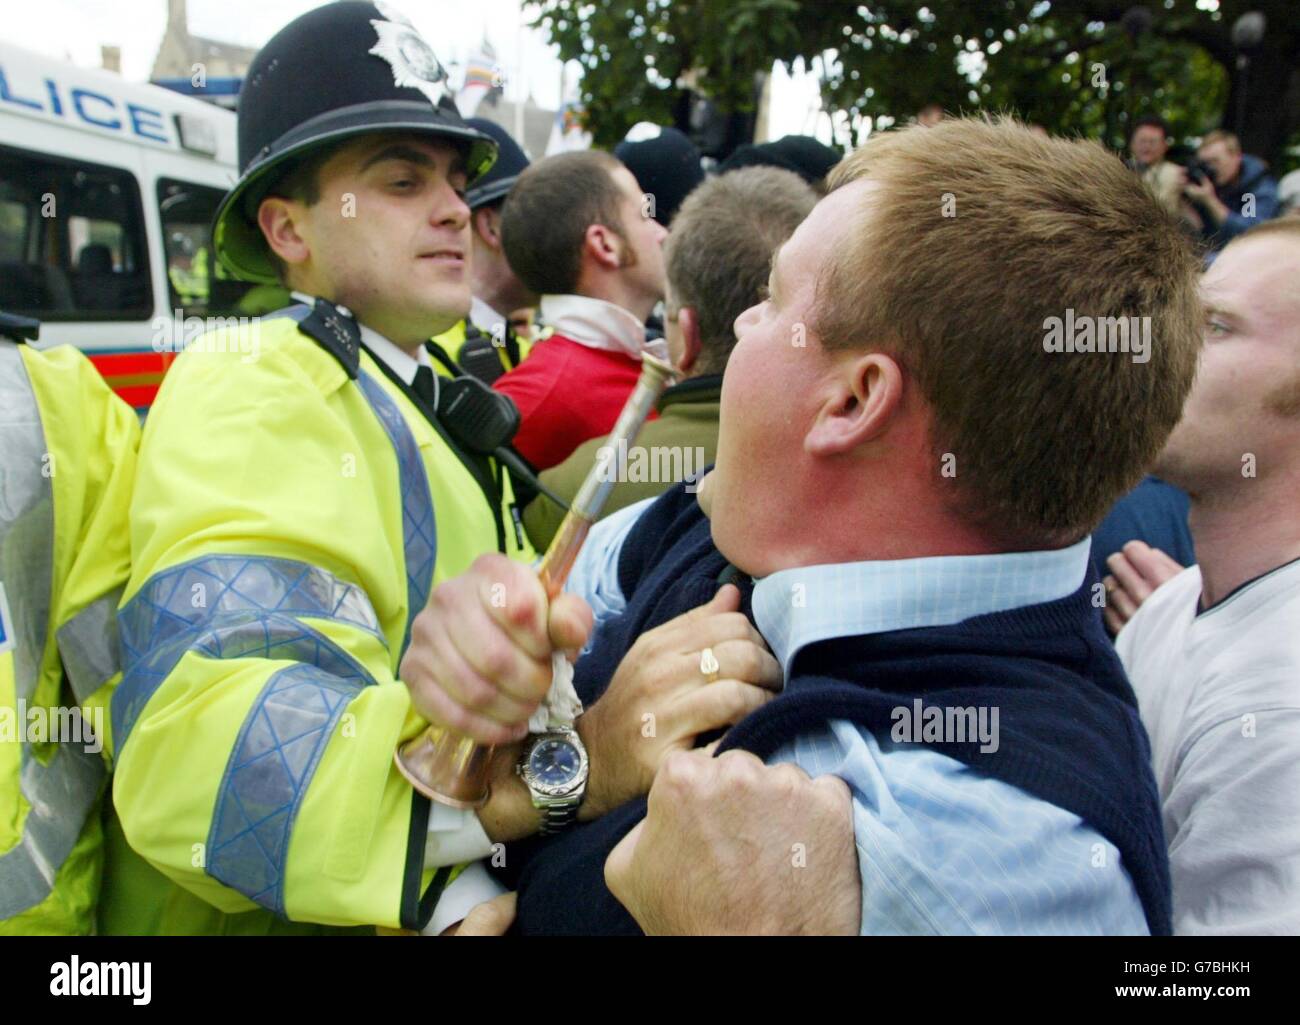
[429,315,532,380]
[108,306,534,933]
[0,341,139,934]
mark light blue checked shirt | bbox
[568,498,1149,935]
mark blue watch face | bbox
[529,738,580,787]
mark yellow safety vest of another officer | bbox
[429,316,533,383]
[107,304,534,934]
[0,332,139,935]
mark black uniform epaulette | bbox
[0,310,40,343]
[296,298,362,379]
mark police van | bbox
[0,43,281,409]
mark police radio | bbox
[434,374,570,512]
[436,374,518,455]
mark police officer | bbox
[429,117,536,383]
[0,311,139,934]
[106,1,590,934]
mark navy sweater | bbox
[1090,475,1194,584]
[501,484,1172,935]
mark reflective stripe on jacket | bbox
[0,341,138,934]
[109,311,533,932]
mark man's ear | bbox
[257,196,311,269]
[805,352,904,457]
[582,223,623,272]
[473,206,502,250]
[676,306,702,374]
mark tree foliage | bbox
[530,0,1298,169]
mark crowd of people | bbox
[2,0,1297,937]
[1127,114,1292,254]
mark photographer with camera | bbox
[1181,130,1280,251]
[1129,115,1183,217]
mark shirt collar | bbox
[292,291,434,395]
[752,538,1092,677]
[657,373,723,411]
[470,295,507,340]
[357,322,433,389]
[539,294,668,362]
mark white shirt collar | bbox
[752,538,1092,677]
[357,322,433,389]
[539,294,668,362]
[292,291,435,397]
[470,296,508,341]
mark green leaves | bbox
[528,0,1294,165]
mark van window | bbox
[0,198,28,263]
[157,178,287,317]
[0,144,151,320]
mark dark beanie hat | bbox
[464,117,531,209]
[719,134,841,185]
[614,125,705,226]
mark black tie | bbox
[412,365,437,411]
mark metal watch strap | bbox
[537,797,580,835]
[525,725,586,835]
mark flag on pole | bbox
[457,48,501,118]
[545,94,592,155]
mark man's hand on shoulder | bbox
[604,748,862,935]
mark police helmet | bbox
[463,118,530,211]
[213,1,498,284]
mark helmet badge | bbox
[369,2,451,108]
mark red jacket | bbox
[494,332,658,471]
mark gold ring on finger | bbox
[699,647,720,684]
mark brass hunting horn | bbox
[395,353,676,807]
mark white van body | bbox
[0,42,249,406]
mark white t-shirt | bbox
[1116,560,1300,935]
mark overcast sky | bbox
[3,0,830,140]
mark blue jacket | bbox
[1206,153,1280,247]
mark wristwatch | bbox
[517,727,590,835]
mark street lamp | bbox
[1230,11,1266,135]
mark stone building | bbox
[151,0,256,81]
[475,94,556,160]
